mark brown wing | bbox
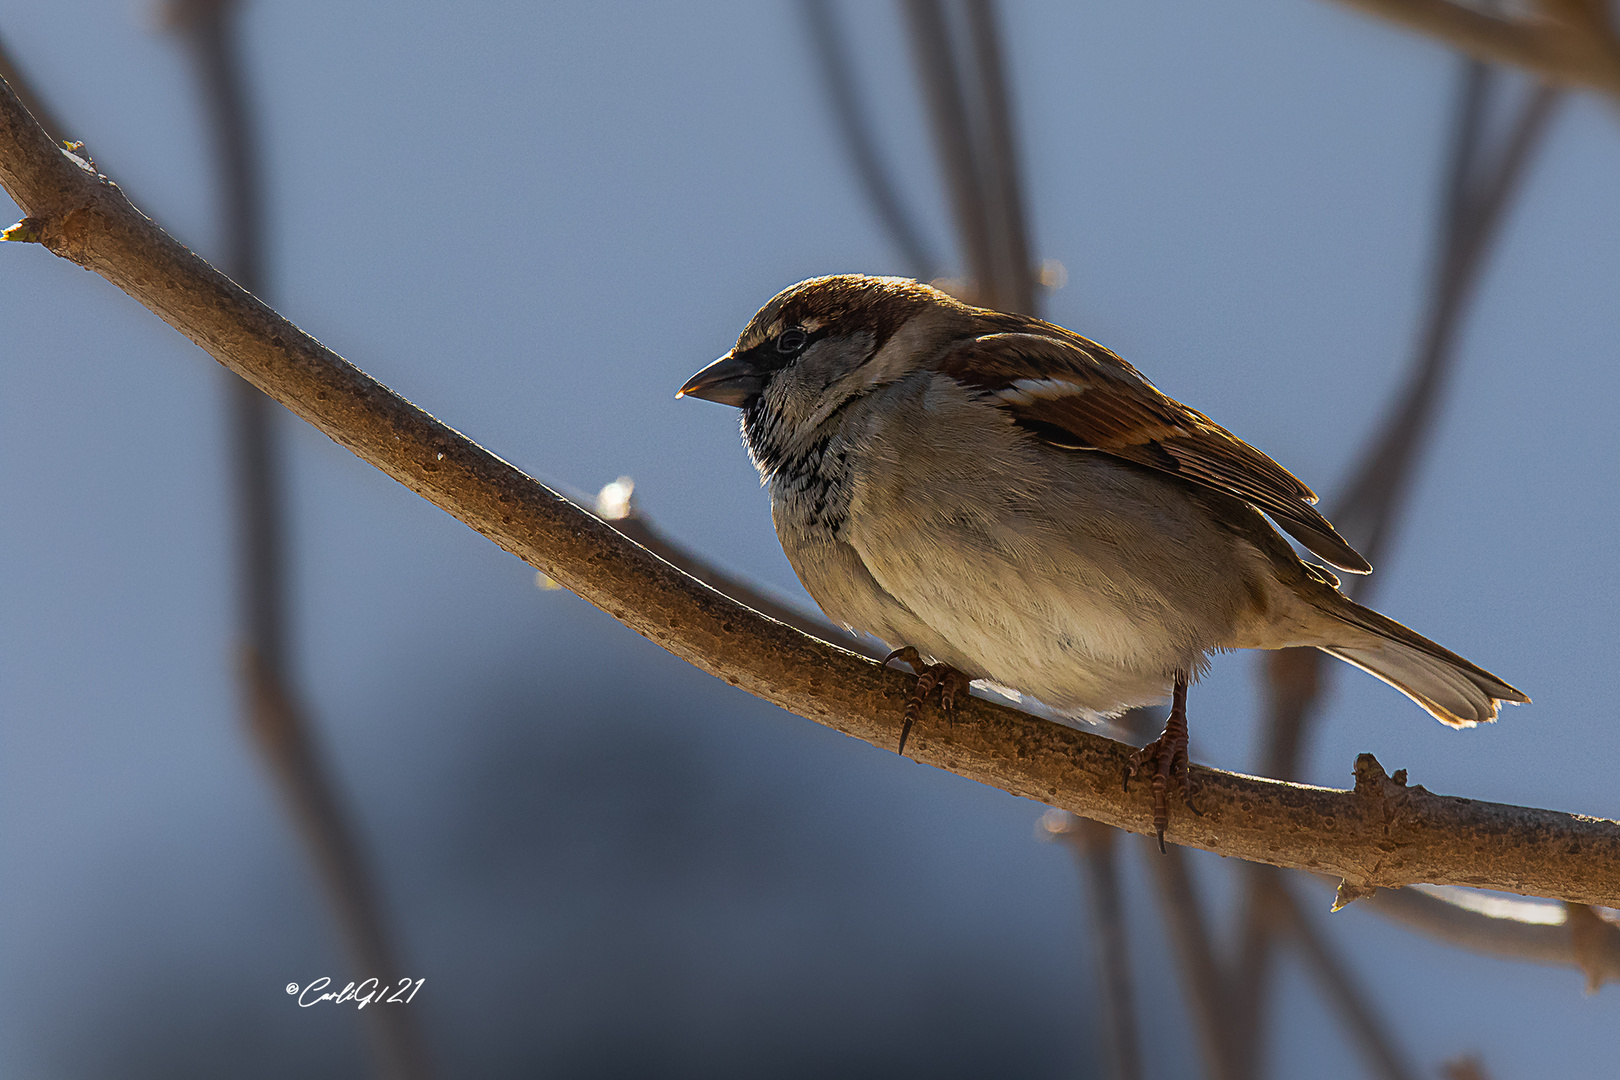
[938,329,1372,574]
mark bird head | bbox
[678,275,967,470]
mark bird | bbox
[678,274,1527,846]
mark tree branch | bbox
[162,2,433,1076]
[1350,884,1620,990]
[1044,813,1144,1080]
[3,74,1619,906]
[903,0,1000,305]
[800,0,942,281]
[1143,841,1240,1080]
[588,482,1620,990]
[0,30,65,145]
[962,0,1036,315]
[1272,878,1420,1080]
[1233,64,1563,1066]
[583,477,883,660]
[1324,0,1620,98]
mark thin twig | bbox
[6,71,1620,904]
[0,30,65,144]
[1332,78,1562,592]
[962,0,1035,315]
[583,477,883,660]
[1232,62,1561,1072]
[902,0,999,306]
[1351,884,1620,989]
[162,2,431,1076]
[1044,814,1143,1080]
[1143,841,1239,1080]
[799,0,941,280]
[1325,0,1620,98]
[1271,877,1421,1080]
[1441,1056,1492,1080]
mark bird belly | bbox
[842,508,1208,718]
[800,377,1261,718]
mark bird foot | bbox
[1126,675,1194,853]
[883,647,970,756]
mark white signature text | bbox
[288,977,424,1008]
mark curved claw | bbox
[1127,673,1193,853]
[883,648,969,757]
[938,668,971,716]
[884,646,926,672]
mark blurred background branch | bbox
[0,31,65,145]
[1144,841,1241,1080]
[903,0,999,305]
[961,0,1035,316]
[0,19,430,1078]
[800,0,942,281]
[0,2,1613,1075]
[1327,0,1620,97]
[161,1,431,1076]
[1355,884,1620,989]
[1233,54,1561,1072]
[902,0,1038,312]
[1044,813,1144,1080]
[1271,877,1420,1080]
[1257,63,1559,787]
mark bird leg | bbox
[883,647,971,756]
[1127,672,1193,853]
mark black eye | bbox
[775,328,808,354]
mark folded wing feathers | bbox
[943,330,1373,574]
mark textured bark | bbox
[3,74,1618,906]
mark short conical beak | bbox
[676,352,764,408]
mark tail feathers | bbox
[1318,600,1529,728]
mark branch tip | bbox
[1,215,42,242]
[1036,808,1073,840]
[1441,1056,1491,1080]
[1564,902,1620,993]
[594,476,636,521]
[1333,879,1379,912]
[58,140,96,173]
[1353,752,1411,795]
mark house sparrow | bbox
[679,275,1527,844]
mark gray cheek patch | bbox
[748,330,885,471]
[802,331,877,393]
